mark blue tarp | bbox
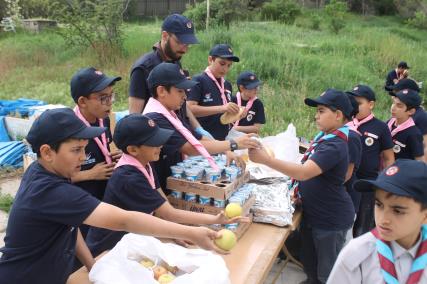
[0,116,10,142]
[0,98,45,117]
[0,141,26,168]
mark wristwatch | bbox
[229,139,238,151]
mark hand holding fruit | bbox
[248,146,271,164]
[214,229,237,251]
[189,227,228,254]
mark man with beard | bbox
[128,14,213,138]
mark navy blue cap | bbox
[70,67,121,103]
[209,44,239,62]
[26,108,106,152]
[304,89,353,119]
[355,159,427,204]
[346,84,376,101]
[398,61,410,69]
[147,62,198,90]
[237,71,261,90]
[391,89,422,109]
[161,14,198,44]
[385,78,420,92]
[114,114,173,149]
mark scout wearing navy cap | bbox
[391,89,422,109]
[385,78,420,92]
[347,84,376,101]
[71,67,121,103]
[147,62,198,90]
[209,44,240,62]
[161,14,198,44]
[237,71,262,89]
[27,108,105,154]
[398,61,410,69]
[114,114,173,151]
[355,159,427,203]
[304,88,353,119]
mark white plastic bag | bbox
[89,234,230,284]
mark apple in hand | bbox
[214,229,237,251]
[153,266,168,280]
[140,258,154,268]
[158,273,176,283]
[225,203,242,218]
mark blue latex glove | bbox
[195,127,214,140]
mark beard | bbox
[164,38,182,61]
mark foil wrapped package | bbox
[249,178,294,227]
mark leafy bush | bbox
[406,11,427,29]
[324,0,348,33]
[260,0,301,24]
[20,0,52,18]
[49,0,128,65]
[184,0,249,30]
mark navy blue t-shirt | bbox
[187,72,233,140]
[0,162,100,284]
[356,118,394,179]
[74,118,112,201]
[144,112,202,191]
[413,107,427,135]
[385,69,398,90]
[344,130,362,213]
[231,97,266,126]
[86,165,164,257]
[387,121,424,160]
[299,137,354,230]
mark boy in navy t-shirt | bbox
[347,84,395,237]
[231,71,266,134]
[0,108,226,284]
[387,89,424,160]
[187,44,240,140]
[249,89,355,284]
[86,114,248,257]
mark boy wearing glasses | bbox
[69,67,122,202]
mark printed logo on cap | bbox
[186,21,192,29]
[179,69,185,75]
[320,91,326,96]
[385,166,399,176]
[403,89,408,94]
[250,75,255,80]
[228,48,233,53]
[95,70,103,76]
[148,119,155,127]
[353,86,358,91]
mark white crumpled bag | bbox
[89,234,230,284]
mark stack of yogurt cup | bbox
[224,184,255,231]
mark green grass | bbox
[0,193,14,213]
[1,13,427,138]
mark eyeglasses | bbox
[91,92,116,105]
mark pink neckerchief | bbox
[346,113,375,135]
[73,106,112,164]
[143,98,219,171]
[204,67,228,105]
[115,153,155,189]
[388,117,416,137]
[234,92,257,127]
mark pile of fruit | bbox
[139,258,178,284]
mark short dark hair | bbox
[383,191,427,211]
[34,138,76,158]
[151,85,173,98]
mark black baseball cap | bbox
[346,93,359,117]
[70,67,121,103]
[346,84,376,101]
[237,71,262,90]
[113,114,173,150]
[161,14,198,45]
[304,89,353,119]
[391,89,421,109]
[385,78,420,92]
[147,62,198,90]
[26,108,106,152]
[398,61,410,69]
[354,159,427,204]
[209,44,240,62]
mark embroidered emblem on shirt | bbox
[365,137,374,146]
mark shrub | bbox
[406,11,427,29]
[324,0,348,34]
[261,0,301,24]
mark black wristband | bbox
[229,139,238,151]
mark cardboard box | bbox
[168,194,255,216]
[166,171,250,200]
